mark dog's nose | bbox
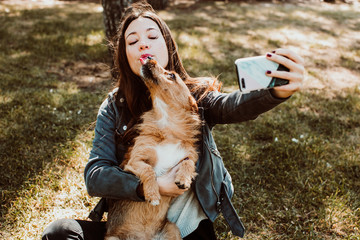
[145,57,157,66]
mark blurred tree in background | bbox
[101,0,169,44]
[101,0,132,44]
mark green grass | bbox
[0,2,109,238]
[0,1,359,239]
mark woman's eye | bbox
[129,40,138,45]
[148,35,159,40]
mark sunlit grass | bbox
[0,2,108,239]
[0,1,359,239]
[161,2,360,239]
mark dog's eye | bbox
[168,73,176,80]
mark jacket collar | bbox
[109,87,126,108]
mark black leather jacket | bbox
[84,88,287,237]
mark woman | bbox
[42,1,304,240]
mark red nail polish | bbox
[267,53,272,57]
[272,50,276,53]
[266,70,272,74]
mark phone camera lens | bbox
[241,78,246,89]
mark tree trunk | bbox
[101,0,133,43]
[101,0,169,43]
[147,0,169,9]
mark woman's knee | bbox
[42,219,83,240]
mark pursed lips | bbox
[140,54,153,65]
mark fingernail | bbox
[272,50,276,53]
[267,53,272,57]
[266,70,272,74]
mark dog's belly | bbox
[153,142,187,176]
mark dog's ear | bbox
[188,95,198,113]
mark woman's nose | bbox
[139,43,149,51]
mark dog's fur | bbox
[105,59,201,240]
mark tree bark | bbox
[147,0,169,9]
[101,0,169,43]
[101,0,133,43]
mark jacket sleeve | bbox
[202,89,289,126]
[84,97,143,201]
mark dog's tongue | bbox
[140,57,146,65]
[140,56,154,65]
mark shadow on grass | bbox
[1,1,359,238]
[0,4,110,222]
[213,90,360,238]
[162,1,360,82]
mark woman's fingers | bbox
[266,69,303,83]
[272,48,305,65]
[265,48,305,98]
[266,51,305,74]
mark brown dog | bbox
[105,58,201,240]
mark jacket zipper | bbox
[205,142,221,212]
[199,107,222,213]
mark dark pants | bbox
[41,219,217,240]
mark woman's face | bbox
[125,17,169,77]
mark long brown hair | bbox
[112,1,220,143]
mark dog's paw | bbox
[144,189,161,206]
[150,199,160,206]
[174,176,192,190]
[175,181,187,189]
[174,162,197,190]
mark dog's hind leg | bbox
[104,236,121,240]
[155,221,182,240]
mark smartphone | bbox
[235,56,289,93]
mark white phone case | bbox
[235,56,289,93]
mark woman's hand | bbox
[266,48,305,99]
[157,164,188,197]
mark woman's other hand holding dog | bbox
[266,48,305,99]
[157,164,188,197]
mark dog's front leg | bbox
[175,153,197,190]
[124,149,161,206]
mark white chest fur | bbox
[153,97,170,128]
[153,142,187,176]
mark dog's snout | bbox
[141,64,153,79]
[141,59,159,83]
